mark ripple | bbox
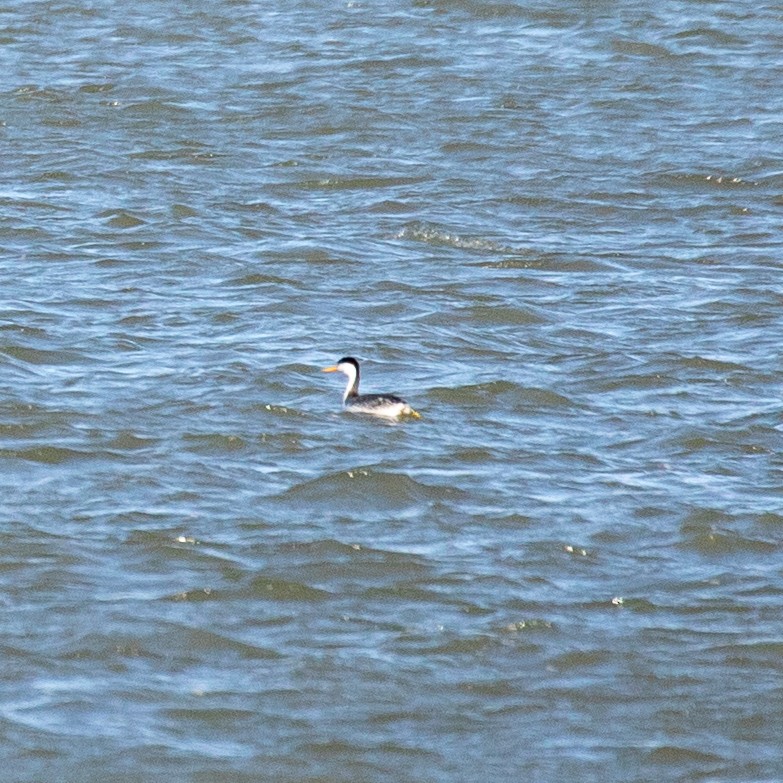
[680,527,777,555]
[672,354,753,374]
[646,745,724,764]
[105,431,159,451]
[98,209,146,229]
[277,467,464,509]
[286,175,426,191]
[548,649,613,670]
[651,170,759,190]
[464,303,551,326]
[428,380,572,409]
[1,345,88,366]
[86,624,283,661]
[225,272,298,288]
[3,445,102,464]
[182,432,248,454]
[162,706,257,724]
[475,254,611,272]
[247,576,331,602]
[610,39,675,58]
[394,221,514,253]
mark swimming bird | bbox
[322,357,421,419]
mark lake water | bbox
[1,1,782,780]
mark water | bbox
[2,1,782,780]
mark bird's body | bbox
[322,357,421,419]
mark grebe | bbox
[322,357,421,419]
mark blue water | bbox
[1,1,782,780]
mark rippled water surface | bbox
[2,1,783,780]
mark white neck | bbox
[339,362,359,401]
